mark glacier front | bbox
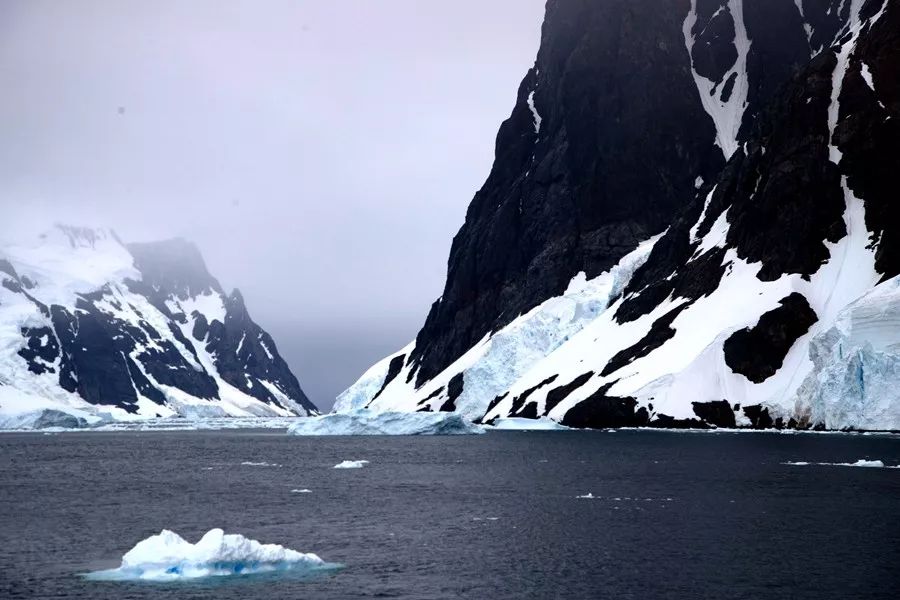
[287,409,485,436]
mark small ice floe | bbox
[576,493,596,499]
[784,459,899,469]
[472,517,500,521]
[240,461,282,468]
[83,529,336,582]
[291,489,312,494]
[333,460,369,469]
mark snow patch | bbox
[527,90,542,134]
[682,0,751,158]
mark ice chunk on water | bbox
[784,459,898,468]
[288,409,485,436]
[291,488,312,493]
[83,528,332,581]
[333,460,369,469]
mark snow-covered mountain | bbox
[340,0,900,431]
[0,225,317,425]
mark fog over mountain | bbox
[0,0,546,409]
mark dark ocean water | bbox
[1,429,898,599]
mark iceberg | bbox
[784,459,898,469]
[287,409,485,436]
[83,528,333,581]
[333,460,369,469]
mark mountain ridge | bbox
[0,224,317,424]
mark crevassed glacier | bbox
[83,528,334,581]
[794,275,900,431]
[287,409,485,436]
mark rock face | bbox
[343,0,899,431]
[0,226,317,421]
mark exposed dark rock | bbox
[417,386,444,410]
[543,371,594,415]
[724,293,817,383]
[650,414,709,429]
[440,373,466,412]
[562,383,649,429]
[691,400,736,428]
[834,0,900,280]
[371,354,406,403]
[509,374,559,416]
[407,0,726,387]
[206,289,316,414]
[743,404,775,429]
[602,305,689,376]
[17,327,59,375]
[689,0,736,83]
[482,392,509,421]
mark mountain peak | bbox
[127,237,223,298]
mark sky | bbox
[0,0,546,410]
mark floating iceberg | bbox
[83,528,332,581]
[784,459,898,469]
[287,409,485,436]
[488,417,569,431]
[333,460,369,469]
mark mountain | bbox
[0,225,318,424]
[339,0,899,431]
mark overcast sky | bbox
[0,0,546,409]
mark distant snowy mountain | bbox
[0,225,317,426]
[341,0,900,431]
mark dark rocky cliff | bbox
[406,0,859,389]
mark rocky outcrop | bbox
[343,0,898,431]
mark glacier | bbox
[288,409,485,436]
[794,276,900,431]
[83,528,334,581]
[337,234,661,421]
